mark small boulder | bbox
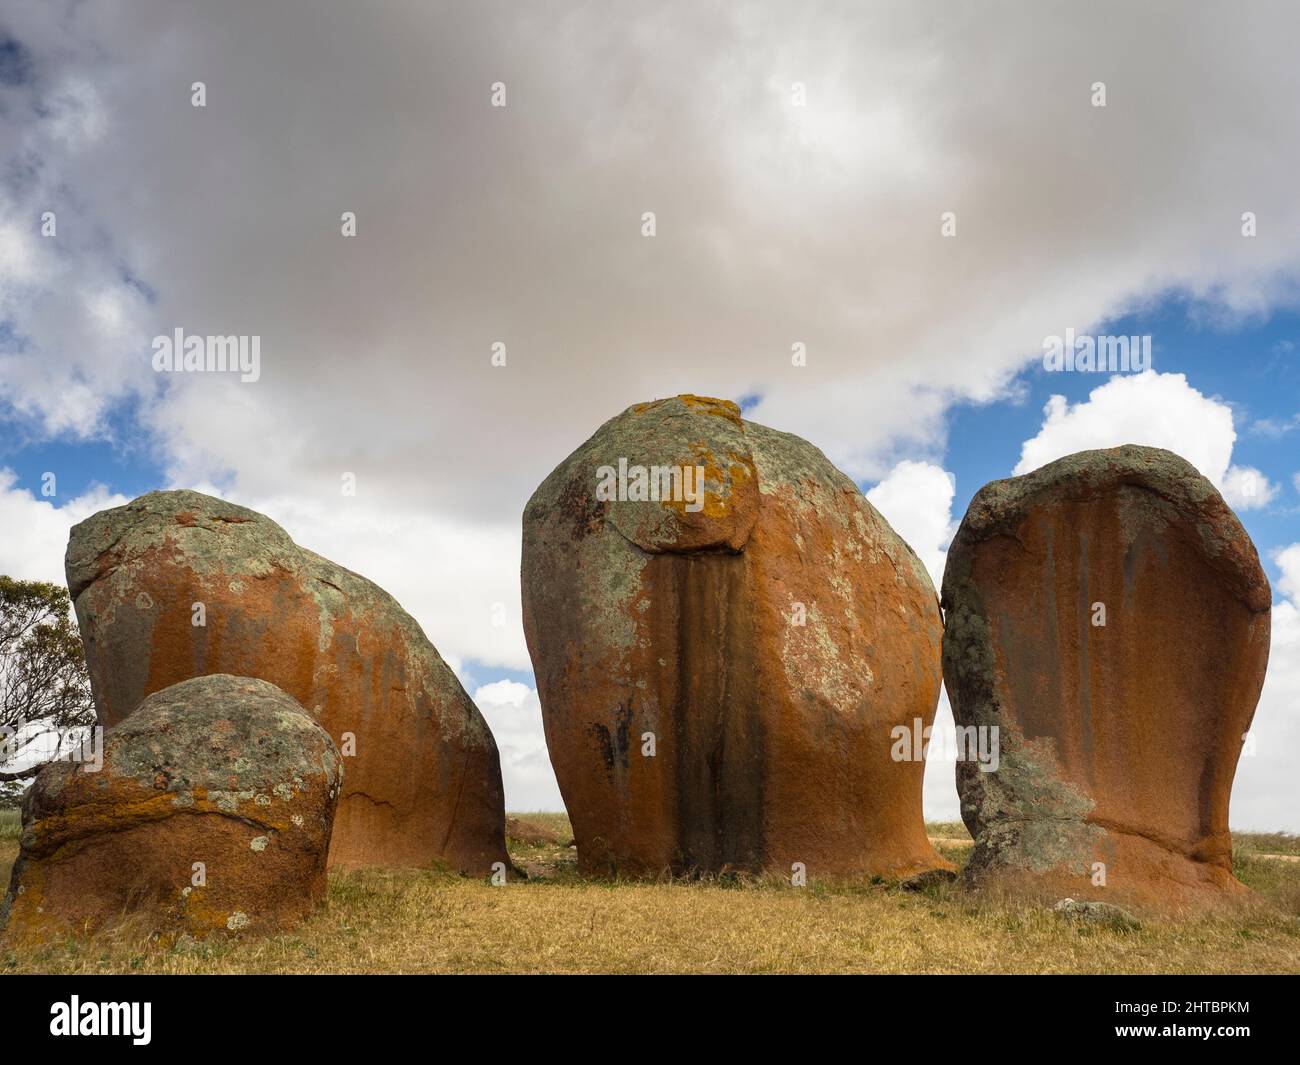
[900,868,959,892]
[1,675,341,945]
[1052,898,1141,931]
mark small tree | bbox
[0,576,96,800]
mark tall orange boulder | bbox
[2,675,340,945]
[64,490,508,873]
[522,395,948,879]
[942,445,1271,911]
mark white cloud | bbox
[471,680,563,812]
[1221,464,1280,510]
[1014,371,1278,509]
[1275,544,1300,603]
[1014,372,1234,479]
[0,221,40,286]
[1231,546,1300,830]
[0,469,130,585]
[865,459,956,588]
[922,686,961,824]
[44,76,108,148]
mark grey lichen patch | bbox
[225,911,250,931]
[1114,484,1173,547]
[1053,897,1141,931]
[946,585,1105,878]
[17,674,344,855]
[746,421,849,502]
[65,489,298,601]
[107,675,336,797]
[294,552,354,656]
[249,835,269,852]
[576,533,648,655]
[945,524,1106,880]
[940,596,997,691]
[961,740,1104,878]
[273,709,306,732]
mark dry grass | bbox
[1235,831,1300,857]
[2,815,1298,974]
[509,811,573,840]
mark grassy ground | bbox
[2,814,1298,974]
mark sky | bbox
[0,0,1297,829]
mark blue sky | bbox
[944,307,1300,585]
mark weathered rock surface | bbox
[900,868,959,893]
[1,675,340,945]
[1052,897,1141,931]
[942,445,1271,911]
[65,490,508,873]
[522,395,948,879]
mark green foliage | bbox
[0,575,95,783]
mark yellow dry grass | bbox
[2,816,1298,974]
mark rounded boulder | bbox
[523,395,948,879]
[2,674,342,945]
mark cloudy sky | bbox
[1,1,1297,828]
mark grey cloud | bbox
[4,1,1300,510]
